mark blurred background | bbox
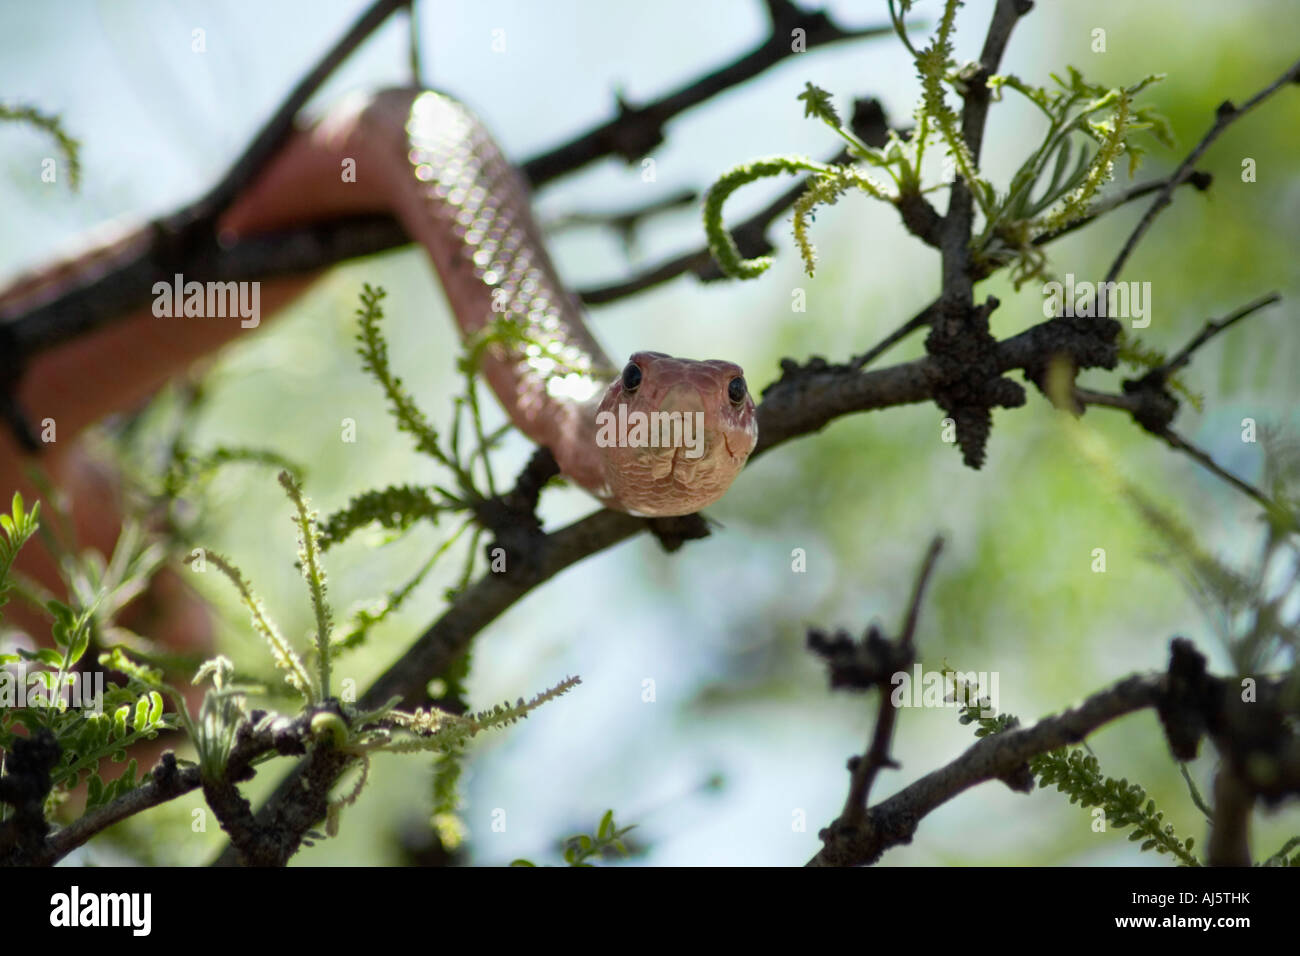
[1,0,1298,865]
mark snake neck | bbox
[223,87,619,501]
[221,88,757,515]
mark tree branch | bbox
[0,4,897,380]
[520,4,894,185]
[577,97,893,305]
[21,708,316,866]
[1030,170,1212,247]
[1162,292,1281,375]
[841,537,944,824]
[809,672,1167,866]
[1105,57,1300,284]
[940,0,1033,304]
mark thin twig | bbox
[940,0,1032,304]
[40,765,201,864]
[187,0,408,225]
[1030,171,1212,247]
[578,99,893,305]
[1074,388,1274,508]
[405,0,423,87]
[849,303,935,370]
[846,175,1213,373]
[1163,292,1281,375]
[1180,762,1214,822]
[1105,57,1300,284]
[577,163,823,305]
[842,537,944,823]
[1159,427,1273,510]
[544,188,697,248]
[520,4,894,185]
[898,537,944,653]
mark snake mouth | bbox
[667,442,691,482]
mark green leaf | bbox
[797,82,840,125]
[113,705,130,737]
[66,623,91,667]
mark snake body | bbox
[220,89,757,516]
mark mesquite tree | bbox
[0,0,1297,868]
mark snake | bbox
[212,88,758,517]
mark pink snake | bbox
[215,89,759,516]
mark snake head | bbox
[593,351,758,516]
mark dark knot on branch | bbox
[926,296,1026,468]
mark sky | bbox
[3,1,1298,867]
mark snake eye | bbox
[622,362,642,393]
[727,376,747,406]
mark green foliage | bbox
[982,69,1170,286]
[0,492,40,612]
[944,665,1197,864]
[1261,835,1300,867]
[278,471,334,699]
[317,484,445,551]
[703,0,1171,288]
[0,668,170,807]
[183,656,258,783]
[356,284,443,460]
[348,675,581,756]
[1068,421,1300,675]
[306,281,536,660]
[1033,749,1198,865]
[915,0,980,209]
[943,667,1016,737]
[704,156,876,280]
[162,445,301,501]
[182,458,581,839]
[0,495,175,819]
[194,549,315,702]
[0,102,81,189]
[331,517,473,656]
[1115,331,1204,411]
[511,809,637,867]
[322,283,514,606]
[292,677,582,839]
[430,749,467,850]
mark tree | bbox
[1,0,1297,868]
